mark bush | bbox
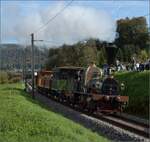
[9,76,21,83]
[0,72,8,84]
[115,71,149,119]
[0,71,21,84]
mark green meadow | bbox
[0,83,108,142]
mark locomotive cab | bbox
[51,67,85,94]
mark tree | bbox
[97,48,106,67]
[116,48,124,62]
[45,48,60,69]
[116,17,149,49]
[138,50,148,62]
[115,16,149,63]
[45,38,101,68]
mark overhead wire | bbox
[34,0,73,34]
[33,1,149,45]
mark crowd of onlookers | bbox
[102,58,150,76]
[115,60,150,72]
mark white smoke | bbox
[1,2,116,46]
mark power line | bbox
[42,40,61,44]
[34,0,73,34]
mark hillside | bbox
[115,71,149,119]
[0,44,48,71]
[0,83,108,142]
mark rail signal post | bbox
[31,33,35,99]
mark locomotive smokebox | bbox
[105,43,118,65]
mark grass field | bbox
[115,71,149,119]
[0,83,108,142]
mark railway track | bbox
[41,92,150,138]
[26,83,149,139]
[62,101,149,138]
[95,113,149,138]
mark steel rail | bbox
[26,83,149,138]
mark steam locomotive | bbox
[36,64,129,113]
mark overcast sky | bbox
[1,0,149,46]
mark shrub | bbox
[115,71,149,119]
[9,77,21,83]
[0,71,22,84]
[0,72,8,84]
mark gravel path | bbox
[34,92,149,142]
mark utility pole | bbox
[22,48,24,82]
[31,33,35,99]
[0,46,2,71]
[24,47,27,91]
[30,33,43,99]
